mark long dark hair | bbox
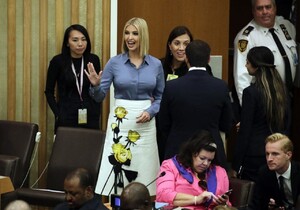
[162,26,193,72]
[61,24,91,57]
[247,46,288,131]
[177,130,218,171]
[61,24,92,84]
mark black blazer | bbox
[249,161,300,210]
[159,69,233,169]
[232,84,291,172]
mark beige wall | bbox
[118,0,230,81]
[0,0,104,187]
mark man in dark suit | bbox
[249,133,300,210]
[159,39,233,169]
[54,168,108,210]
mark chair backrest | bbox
[46,127,105,191]
[229,177,255,209]
[0,120,38,188]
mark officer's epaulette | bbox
[242,26,254,36]
[279,24,292,40]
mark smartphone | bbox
[221,189,233,198]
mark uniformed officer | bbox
[233,0,298,105]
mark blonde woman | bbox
[85,17,164,195]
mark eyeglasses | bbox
[197,173,207,191]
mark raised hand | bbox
[84,62,102,86]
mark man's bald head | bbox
[5,200,31,210]
[120,182,151,210]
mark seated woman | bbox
[156,130,231,210]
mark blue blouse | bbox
[90,53,165,117]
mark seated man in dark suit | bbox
[120,182,152,210]
[54,168,108,210]
[249,133,300,210]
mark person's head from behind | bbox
[185,40,210,68]
[265,133,293,174]
[120,182,151,210]
[165,26,193,64]
[246,46,286,131]
[5,200,31,210]
[177,130,218,175]
[121,17,149,58]
[252,0,276,28]
[62,24,91,58]
[64,168,94,209]
[246,46,275,76]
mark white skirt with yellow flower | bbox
[95,99,160,196]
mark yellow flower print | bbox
[127,130,140,143]
[108,106,139,185]
[114,107,128,119]
[112,143,132,163]
[111,123,118,130]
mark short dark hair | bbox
[120,182,151,210]
[177,130,218,170]
[185,39,210,67]
[65,168,94,189]
[251,0,276,8]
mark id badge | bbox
[78,108,87,124]
[291,46,298,65]
[166,74,178,81]
[292,51,298,65]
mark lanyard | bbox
[71,56,84,101]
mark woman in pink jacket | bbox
[156,130,231,210]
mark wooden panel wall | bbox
[0,0,105,188]
[118,0,230,81]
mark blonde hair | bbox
[265,133,293,153]
[121,17,149,57]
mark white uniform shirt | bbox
[233,16,297,105]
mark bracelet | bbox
[194,196,197,205]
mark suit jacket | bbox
[249,161,300,210]
[232,85,291,173]
[54,194,108,210]
[159,69,233,169]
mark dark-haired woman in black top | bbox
[45,24,101,133]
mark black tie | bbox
[269,28,293,93]
[279,175,287,203]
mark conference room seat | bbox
[15,127,106,208]
[0,120,39,188]
[229,177,255,209]
[0,120,39,209]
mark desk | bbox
[0,176,14,210]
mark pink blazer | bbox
[156,159,230,210]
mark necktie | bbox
[279,175,287,203]
[269,28,293,94]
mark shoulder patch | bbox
[279,24,292,40]
[238,39,248,52]
[242,26,254,36]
